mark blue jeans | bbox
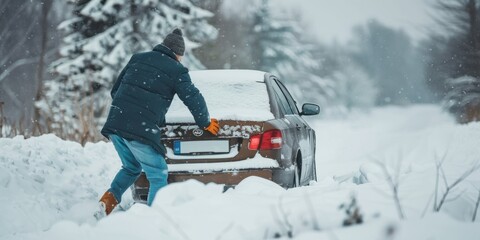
[108,134,168,206]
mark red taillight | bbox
[248,130,282,150]
[261,130,282,149]
[248,134,261,150]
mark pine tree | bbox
[333,63,378,111]
[38,0,217,143]
[247,0,339,113]
[350,20,423,105]
[192,0,257,69]
[249,0,317,77]
[426,0,480,122]
[298,46,378,115]
[444,76,480,122]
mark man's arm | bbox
[174,70,210,128]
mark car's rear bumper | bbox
[169,169,273,184]
[132,169,274,203]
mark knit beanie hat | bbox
[162,28,185,56]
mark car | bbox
[132,70,320,203]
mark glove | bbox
[204,118,219,135]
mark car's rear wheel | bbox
[293,153,302,187]
[312,147,317,182]
[309,159,317,185]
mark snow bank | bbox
[166,70,274,122]
[0,135,121,236]
[292,213,480,240]
[1,105,480,239]
[312,105,480,221]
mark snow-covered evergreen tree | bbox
[425,0,480,122]
[285,71,338,113]
[241,0,338,115]
[333,64,378,110]
[350,20,426,105]
[37,0,217,142]
[444,76,480,123]
[286,54,377,116]
[249,0,317,77]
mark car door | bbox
[269,77,300,160]
[274,79,314,182]
[275,79,310,137]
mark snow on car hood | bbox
[165,70,274,122]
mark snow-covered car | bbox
[132,70,320,203]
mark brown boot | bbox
[99,191,118,216]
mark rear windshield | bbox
[165,70,274,123]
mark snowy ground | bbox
[1,105,480,239]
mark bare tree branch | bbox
[444,188,468,203]
[376,160,405,219]
[0,58,38,84]
[421,191,435,218]
[0,20,38,66]
[473,190,480,222]
[0,49,56,84]
[449,163,480,190]
[434,151,449,211]
[435,161,480,212]
[0,1,29,41]
[439,164,449,188]
[1,84,22,108]
[214,222,235,240]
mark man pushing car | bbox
[96,28,219,217]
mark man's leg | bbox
[125,140,168,206]
[108,134,142,203]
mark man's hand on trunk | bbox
[205,118,219,135]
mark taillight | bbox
[248,134,261,150]
[248,130,282,150]
[261,130,282,149]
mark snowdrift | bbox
[1,105,480,239]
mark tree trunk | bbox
[34,0,53,135]
[130,0,138,34]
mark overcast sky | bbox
[273,0,436,44]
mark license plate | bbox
[173,140,229,155]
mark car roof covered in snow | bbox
[165,70,275,123]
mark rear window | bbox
[165,70,274,123]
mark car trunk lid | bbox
[161,120,264,164]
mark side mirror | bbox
[300,103,320,116]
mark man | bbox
[96,28,219,217]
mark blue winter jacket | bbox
[101,44,210,156]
